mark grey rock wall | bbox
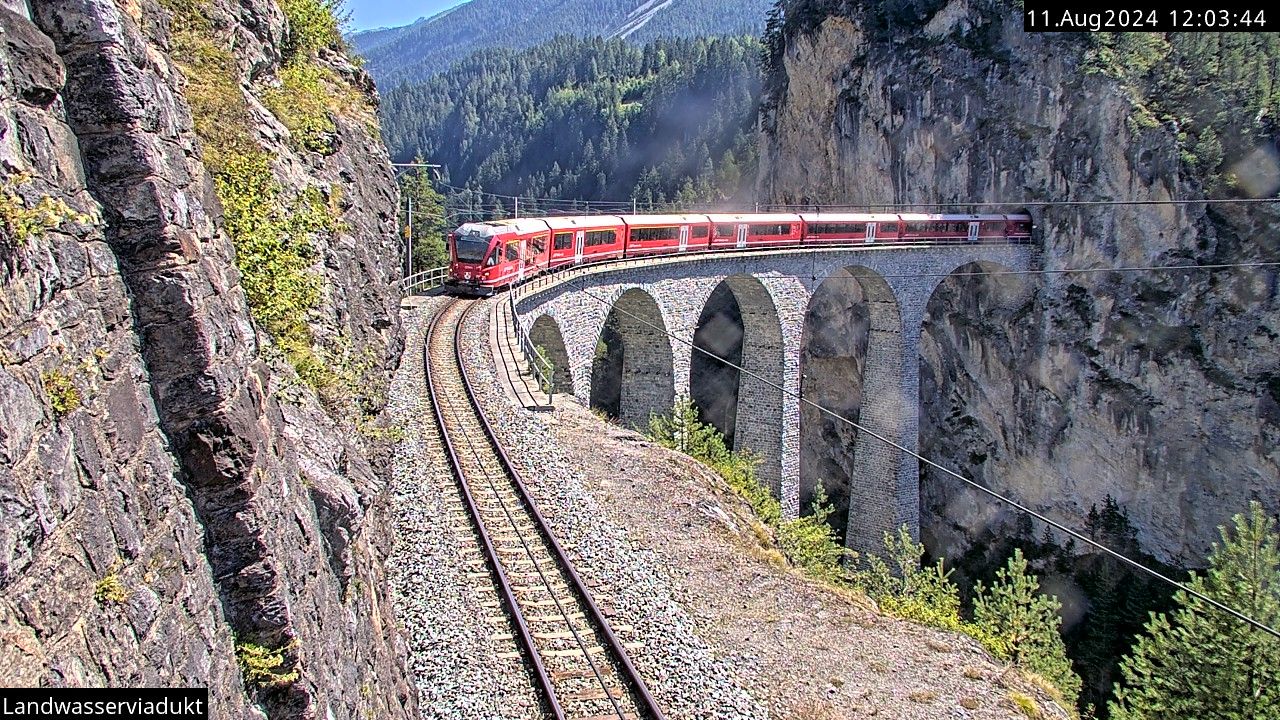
[760,6,1280,564]
[3,2,414,717]
[0,9,253,703]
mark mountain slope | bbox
[352,0,772,83]
[381,34,762,211]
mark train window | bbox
[585,229,616,247]
[530,235,547,254]
[749,224,789,235]
[692,226,709,238]
[904,223,924,234]
[553,232,572,250]
[809,223,865,236]
[714,224,735,238]
[881,223,899,233]
[985,222,1005,234]
[505,242,519,261]
[629,226,679,242]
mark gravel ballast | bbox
[386,300,540,720]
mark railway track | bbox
[425,298,667,720]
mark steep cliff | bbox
[760,3,1280,565]
[1,1,414,717]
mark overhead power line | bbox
[562,278,1280,641]
[759,197,1280,209]
[817,260,1280,281]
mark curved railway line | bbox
[424,298,667,720]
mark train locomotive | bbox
[444,211,1032,295]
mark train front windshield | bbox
[453,232,491,263]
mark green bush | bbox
[646,398,842,577]
[214,152,341,391]
[646,400,1079,706]
[93,574,128,605]
[1,173,90,245]
[263,63,337,153]
[235,641,299,687]
[279,0,342,61]
[41,369,81,417]
[776,486,851,583]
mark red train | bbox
[444,212,1032,295]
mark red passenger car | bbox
[706,213,803,250]
[619,214,713,257]
[799,213,903,244]
[544,215,627,270]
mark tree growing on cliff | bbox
[974,549,1082,708]
[1109,502,1280,720]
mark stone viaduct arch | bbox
[528,315,574,394]
[690,275,786,495]
[512,245,1035,556]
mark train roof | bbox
[703,213,802,223]
[542,215,626,230]
[617,214,711,226]
[799,213,901,223]
[894,213,1023,221]
[455,218,550,236]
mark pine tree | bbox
[398,157,449,271]
[974,549,1082,707]
[1110,502,1280,720]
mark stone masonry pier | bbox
[510,244,1035,557]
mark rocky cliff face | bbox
[760,5,1280,565]
[1,1,414,717]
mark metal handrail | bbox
[400,265,449,295]
[507,290,555,405]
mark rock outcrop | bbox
[1,1,414,717]
[760,5,1279,565]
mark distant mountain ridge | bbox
[351,0,773,84]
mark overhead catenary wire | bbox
[567,277,1280,641]
[825,260,1280,281]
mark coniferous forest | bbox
[380,34,763,222]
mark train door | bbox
[574,230,585,264]
[517,237,527,281]
[679,225,689,252]
[736,224,748,249]
[968,221,980,243]
[865,223,877,243]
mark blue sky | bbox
[345,0,467,31]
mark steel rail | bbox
[452,300,668,720]
[424,300,565,719]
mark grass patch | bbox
[263,63,337,153]
[647,399,851,583]
[93,574,128,605]
[1,173,91,246]
[214,152,336,391]
[1009,691,1041,719]
[160,0,381,398]
[235,641,300,687]
[41,369,81,418]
